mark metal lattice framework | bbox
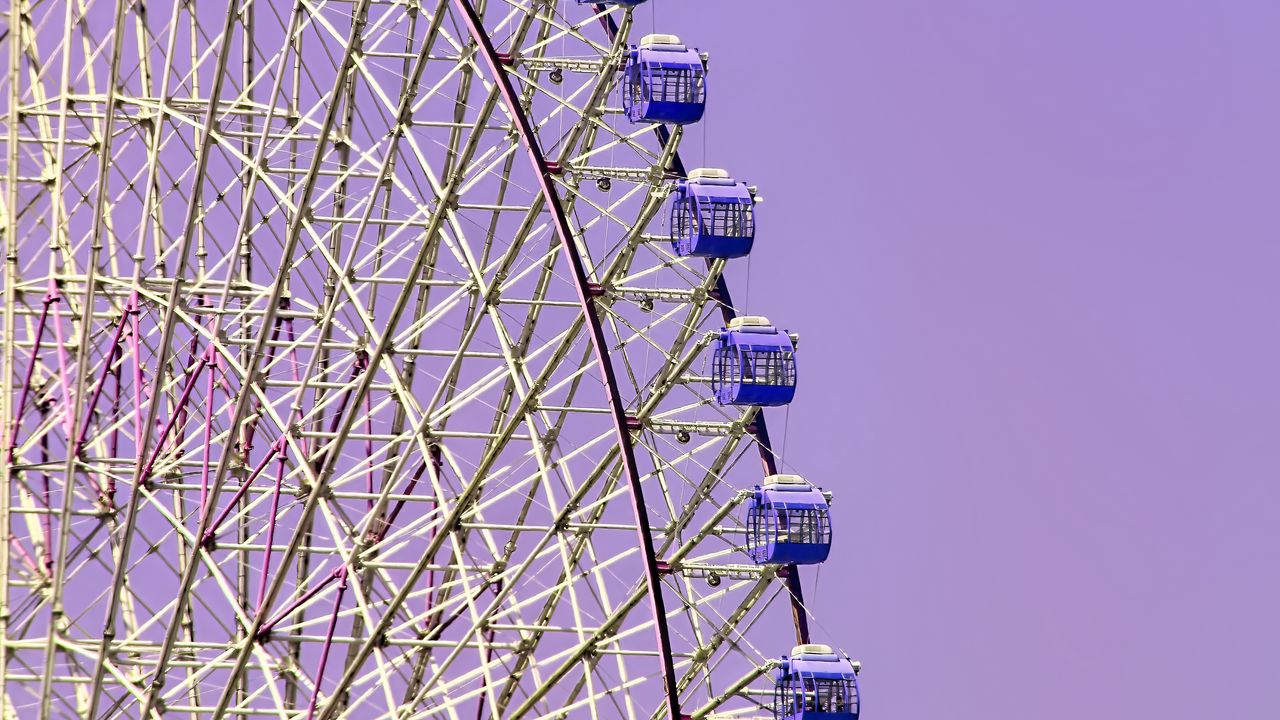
[0,1,845,717]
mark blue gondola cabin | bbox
[671,168,756,258]
[747,475,832,565]
[712,316,797,407]
[774,644,861,720]
[623,34,707,125]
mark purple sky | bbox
[655,2,1280,717]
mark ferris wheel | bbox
[0,1,860,718]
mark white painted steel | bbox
[0,2,822,718]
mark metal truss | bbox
[0,1,826,717]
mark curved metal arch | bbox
[451,2,684,718]
[594,5,814,648]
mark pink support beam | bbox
[7,534,41,576]
[106,322,124,502]
[7,290,56,459]
[137,349,211,489]
[71,306,130,507]
[304,567,349,719]
[198,352,219,512]
[38,406,52,573]
[257,565,346,640]
[174,308,205,471]
[254,451,291,614]
[126,294,144,467]
[308,355,365,470]
[7,291,60,574]
[201,437,284,545]
[380,456,431,538]
[71,309,127,450]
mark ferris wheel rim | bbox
[592,2,815,651]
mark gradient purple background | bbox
[651,2,1279,717]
